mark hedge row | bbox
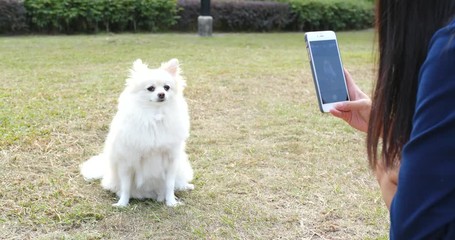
[177,0,374,32]
[0,0,374,34]
[288,0,374,31]
[0,0,178,33]
[24,0,179,33]
[176,0,292,32]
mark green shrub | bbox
[287,0,374,31]
[0,0,28,34]
[23,0,178,33]
[135,0,179,32]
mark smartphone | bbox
[305,31,349,112]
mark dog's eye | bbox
[147,86,155,92]
[164,85,170,91]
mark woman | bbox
[330,0,455,239]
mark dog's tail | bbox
[80,155,105,180]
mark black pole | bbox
[201,0,210,16]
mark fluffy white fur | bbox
[80,58,194,207]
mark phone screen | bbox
[309,40,348,104]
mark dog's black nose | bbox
[158,93,165,99]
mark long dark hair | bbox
[367,0,455,169]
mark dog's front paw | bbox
[112,202,128,207]
[175,183,195,191]
[112,199,129,207]
[166,199,183,207]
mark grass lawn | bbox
[0,31,389,239]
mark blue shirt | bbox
[390,20,455,239]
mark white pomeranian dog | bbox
[80,58,194,207]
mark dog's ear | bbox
[160,58,180,76]
[126,59,148,86]
[161,58,186,93]
[132,59,148,72]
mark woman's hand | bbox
[330,69,371,133]
[330,70,398,209]
[375,162,399,210]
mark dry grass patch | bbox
[0,31,388,239]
